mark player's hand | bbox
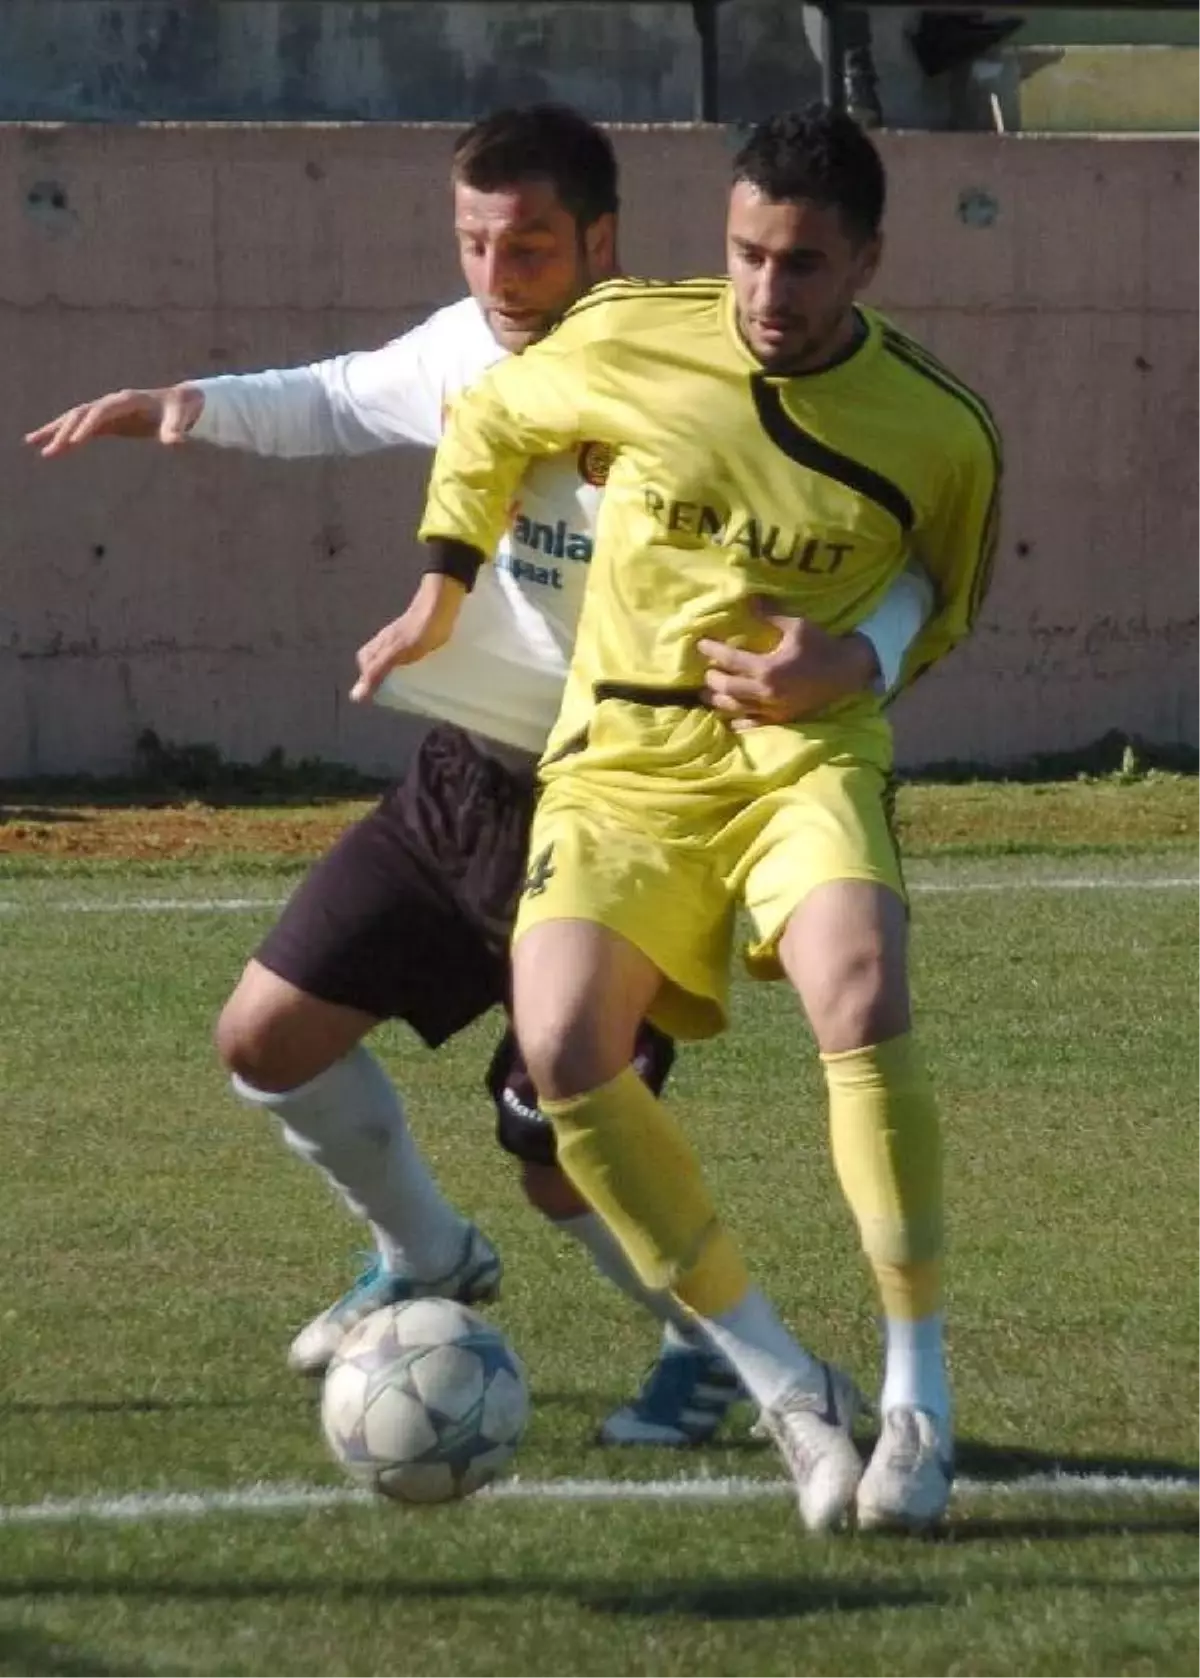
[350,574,468,703]
[698,597,880,730]
[24,384,205,456]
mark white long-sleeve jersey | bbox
[191,296,930,756]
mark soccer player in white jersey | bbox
[27,104,931,1450]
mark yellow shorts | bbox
[514,699,906,1041]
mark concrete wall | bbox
[2,124,1196,778]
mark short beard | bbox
[751,309,860,376]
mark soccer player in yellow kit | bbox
[358,109,1001,1533]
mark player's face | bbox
[454,177,615,352]
[727,183,881,374]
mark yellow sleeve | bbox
[418,326,591,560]
[898,412,1002,691]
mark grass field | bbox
[1,781,1197,1676]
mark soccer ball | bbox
[320,1297,530,1504]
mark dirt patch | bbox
[0,778,1194,864]
[0,800,372,862]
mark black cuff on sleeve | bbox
[424,538,485,592]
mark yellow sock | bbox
[541,1067,749,1317]
[873,1258,942,1321]
[821,1034,943,1321]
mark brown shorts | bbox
[255,724,536,1046]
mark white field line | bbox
[0,896,283,915]
[0,1471,1196,1527]
[909,877,1196,895]
[0,877,1195,917]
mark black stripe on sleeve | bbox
[880,328,1003,465]
[881,332,1003,633]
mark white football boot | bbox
[856,1405,954,1532]
[759,1362,868,1534]
[288,1224,502,1376]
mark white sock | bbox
[231,1045,469,1280]
[555,1212,703,1343]
[880,1313,952,1424]
[694,1288,823,1412]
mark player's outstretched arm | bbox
[27,320,460,462]
[24,384,205,456]
[187,337,450,458]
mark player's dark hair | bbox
[731,106,885,245]
[452,104,619,229]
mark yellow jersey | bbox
[420,278,1001,760]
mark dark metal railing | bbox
[808,1,1194,114]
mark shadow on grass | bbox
[935,1512,1199,1544]
[0,1570,1193,1622]
[579,1570,1196,1618]
[954,1438,1200,1485]
[0,1625,149,1677]
[0,1574,944,1619]
[581,1577,942,1618]
[3,1395,312,1417]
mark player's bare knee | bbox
[512,922,659,1099]
[216,963,374,1092]
[783,884,909,1053]
[213,985,322,1093]
[783,916,908,1049]
[511,973,623,1099]
[813,942,906,1049]
[214,993,250,1078]
[214,994,287,1089]
[515,1010,622,1102]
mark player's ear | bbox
[583,211,617,273]
[857,231,884,290]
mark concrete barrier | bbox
[3,124,1195,776]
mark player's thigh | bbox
[738,760,906,985]
[514,792,733,1045]
[215,960,377,1092]
[247,763,514,1055]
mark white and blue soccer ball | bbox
[320,1297,530,1505]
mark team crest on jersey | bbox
[577,441,614,487]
